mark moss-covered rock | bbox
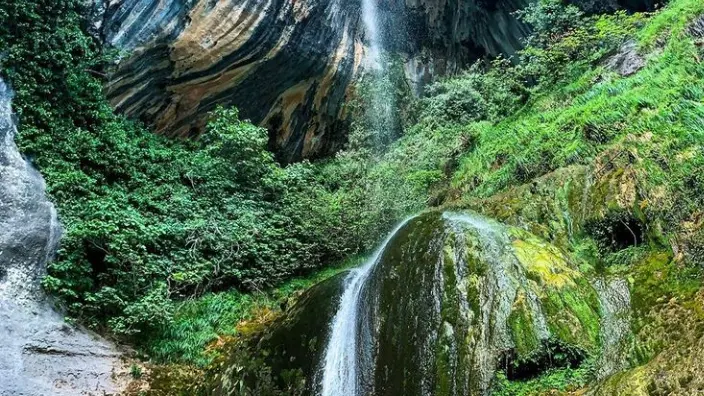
[208,211,627,395]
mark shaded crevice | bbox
[499,339,586,381]
[584,212,645,252]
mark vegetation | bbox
[0,0,385,345]
[4,0,704,393]
[492,361,594,396]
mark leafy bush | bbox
[419,59,529,127]
[517,0,644,86]
[0,0,375,338]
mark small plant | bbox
[130,364,143,379]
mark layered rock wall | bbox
[95,0,663,162]
[97,0,530,162]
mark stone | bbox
[97,0,532,162]
[0,78,130,396]
[606,40,646,77]
[687,15,704,41]
[210,211,628,395]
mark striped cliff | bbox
[95,0,660,162]
[95,0,531,162]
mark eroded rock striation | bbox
[96,0,531,162]
[0,78,128,396]
[95,0,665,162]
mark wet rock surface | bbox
[0,78,128,396]
[213,211,630,395]
[606,40,646,76]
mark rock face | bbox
[211,211,631,395]
[97,0,531,162]
[606,40,646,76]
[0,79,128,396]
[95,0,665,162]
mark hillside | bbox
[2,0,704,394]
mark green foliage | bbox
[492,359,595,396]
[517,0,644,87]
[419,59,529,127]
[0,0,376,341]
[145,262,355,366]
[451,3,703,205]
[130,364,143,379]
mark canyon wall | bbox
[95,0,530,162]
[95,0,661,162]
[0,78,128,396]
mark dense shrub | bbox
[0,0,372,336]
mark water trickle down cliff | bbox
[94,0,532,162]
[215,211,634,395]
[0,78,127,396]
[320,218,415,396]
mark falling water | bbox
[443,213,550,393]
[361,0,383,69]
[320,217,414,396]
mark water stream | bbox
[361,0,383,70]
[320,217,415,396]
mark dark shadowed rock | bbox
[688,15,704,40]
[606,40,646,76]
[0,78,129,396]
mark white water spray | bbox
[320,217,414,396]
[361,0,383,69]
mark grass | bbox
[450,0,704,220]
[142,256,363,366]
[492,362,594,396]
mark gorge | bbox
[2,0,704,395]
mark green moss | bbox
[511,232,601,352]
[492,361,593,396]
[143,258,358,366]
[509,292,541,357]
[628,251,700,315]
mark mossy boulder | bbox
[452,147,647,253]
[209,211,626,395]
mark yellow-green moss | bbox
[509,292,541,357]
[511,232,601,352]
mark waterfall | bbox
[320,217,414,396]
[443,213,550,393]
[361,0,382,70]
[358,0,399,148]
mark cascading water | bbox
[358,0,400,148]
[214,210,633,396]
[361,0,383,70]
[319,6,408,393]
[320,217,415,396]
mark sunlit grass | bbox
[451,0,704,203]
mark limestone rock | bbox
[0,78,129,396]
